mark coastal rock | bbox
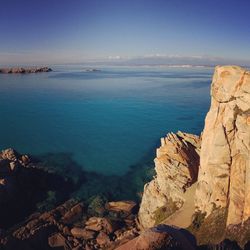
[0,148,30,171]
[0,148,18,161]
[115,225,196,250]
[195,66,250,227]
[96,231,111,246]
[61,202,84,224]
[85,217,117,234]
[0,67,52,74]
[70,227,96,240]
[0,197,138,250]
[48,233,66,248]
[138,131,200,228]
[107,200,137,214]
[0,148,73,229]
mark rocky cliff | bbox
[138,65,250,247]
[192,66,250,246]
[195,65,250,226]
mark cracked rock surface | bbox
[195,65,250,226]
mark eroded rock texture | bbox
[195,65,250,226]
[138,132,200,228]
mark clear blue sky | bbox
[1,0,250,64]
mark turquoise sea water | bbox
[0,66,212,177]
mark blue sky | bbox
[1,0,250,64]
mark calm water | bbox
[0,66,212,176]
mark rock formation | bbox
[138,132,200,228]
[0,149,139,250]
[195,66,250,228]
[0,148,74,229]
[0,67,52,74]
[0,193,139,250]
[138,65,250,248]
[190,66,250,247]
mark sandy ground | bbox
[163,183,197,228]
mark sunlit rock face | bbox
[138,131,200,228]
[139,65,250,233]
[195,66,250,226]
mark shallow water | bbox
[0,66,212,176]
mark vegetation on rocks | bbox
[153,199,178,225]
[188,207,228,245]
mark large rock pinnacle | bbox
[195,65,250,226]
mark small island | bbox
[82,68,101,72]
[0,67,52,74]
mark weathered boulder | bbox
[107,200,137,214]
[85,217,118,234]
[61,202,84,224]
[96,231,111,246]
[138,132,200,228]
[48,233,66,248]
[115,225,196,250]
[195,66,250,227]
[70,227,96,240]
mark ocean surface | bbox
[0,66,212,178]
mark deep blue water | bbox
[0,66,212,176]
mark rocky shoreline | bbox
[138,65,250,249]
[0,67,52,74]
[0,149,139,249]
[0,65,250,249]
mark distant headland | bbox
[0,67,52,74]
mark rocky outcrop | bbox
[195,66,250,227]
[107,201,137,214]
[115,224,243,250]
[0,148,139,249]
[138,132,200,228]
[116,224,197,250]
[0,67,52,74]
[0,148,74,229]
[0,198,139,250]
[138,65,250,247]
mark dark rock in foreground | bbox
[0,194,139,250]
[0,148,74,229]
[0,67,52,74]
[0,148,139,249]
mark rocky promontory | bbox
[138,65,250,248]
[0,67,52,74]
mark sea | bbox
[0,65,212,200]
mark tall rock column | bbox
[195,65,250,226]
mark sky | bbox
[0,0,250,65]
